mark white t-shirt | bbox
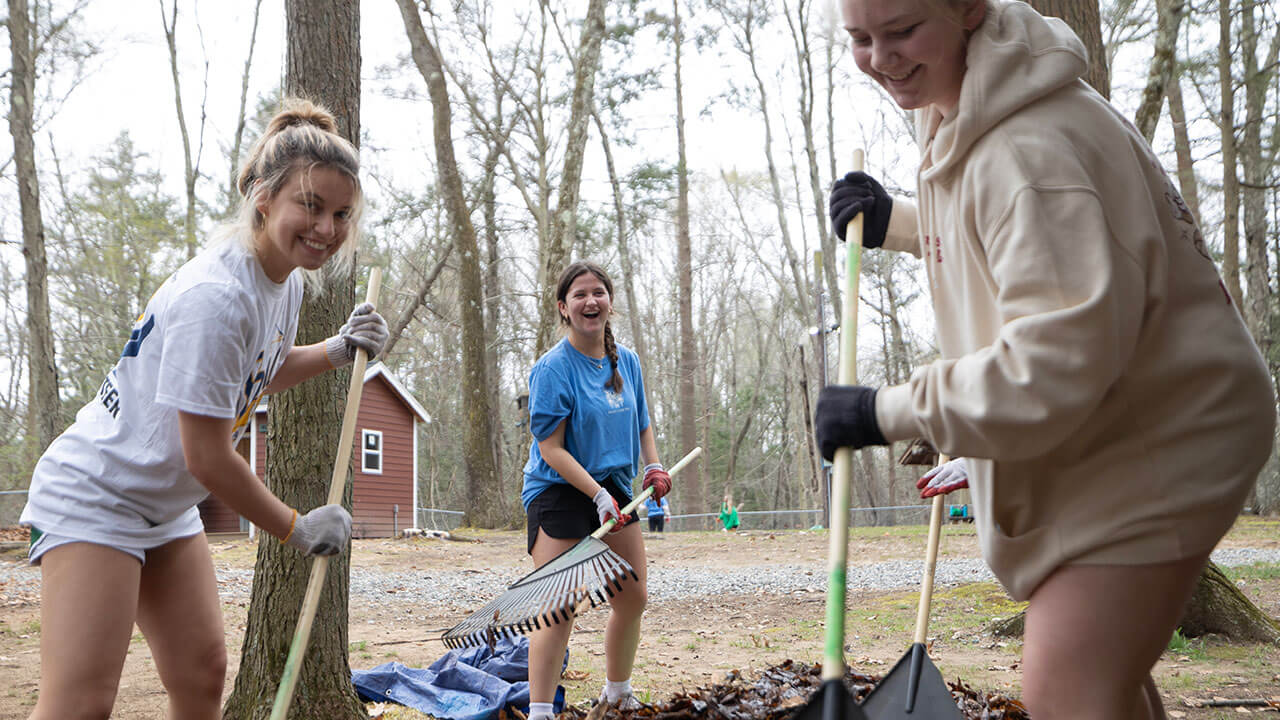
[21,239,302,549]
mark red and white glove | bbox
[916,457,969,499]
[642,463,671,500]
[592,487,629,532]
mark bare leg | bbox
[602,522,647,684]
[29,543,141,720]
[1021,553,1206,720]
[135,533,227,720]
[527,529,581,705]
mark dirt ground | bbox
[1,519,1278,718]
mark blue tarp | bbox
[352,636,566,720]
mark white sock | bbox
[603,678,632,702]
[528,701,555,720]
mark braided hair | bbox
[556,261,624,394]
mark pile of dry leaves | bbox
[523,659,1030,720]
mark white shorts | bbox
[26,526,199,566]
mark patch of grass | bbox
[1223,516,1280,544]
[22,620,40,635]
[350,640,367,653]
[1221,562,1280,582]
[1166,629,1207,660]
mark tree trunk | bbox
[1237,1,1278,515]
[1180,562,1280,642]
[9,0,63,468]
[673,0,705,520]
[394,0,502,528]
[1216,0,1244,308]
[228,0,266,209]
[1167,76,1201,224]
[592,105,649,368]
[1025,0,1109,99]
[222,2,364,718]
[1133,0,1184,142]
[532,0,610,358]
[159,0,201,259]
[992,562,1280,643]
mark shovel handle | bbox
[914,454,948,645]
[593,446,703,538]
[271,267,383,720]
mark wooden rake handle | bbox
[270,267,383,720]
[819,149,865,683]
[914,454,948,645]
[593,446,703,538]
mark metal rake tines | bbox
[440,540,640,649]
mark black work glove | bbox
[815,385,887,460]
[828,171,892,248]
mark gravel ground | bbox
[3,546,1278,609]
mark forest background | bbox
[2,0,1279,534]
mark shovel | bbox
[793,149,870,720]
[859,473,961,718]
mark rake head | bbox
[441,535,638,649]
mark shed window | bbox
[361,429,383,474]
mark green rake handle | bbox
[821,149,865,683]
[593,446,703,538]
[270,267,383,720]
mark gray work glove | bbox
[283,504,352,556]
[325,302,388,367]
[591,487,629,533]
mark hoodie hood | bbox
[918,1,1088,185]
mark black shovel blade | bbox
[793,678,870,720]
[859,644,961,719]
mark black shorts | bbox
[526,481,637,554]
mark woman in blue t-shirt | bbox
[521,261,671,719]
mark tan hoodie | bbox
[872,1,1275,600]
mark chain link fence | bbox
[415,507,465,532]
[661,504,956,532]
[0,491,26,528]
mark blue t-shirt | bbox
[521,338,650,509]
[643,496,668,518]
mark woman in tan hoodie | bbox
[817,1,1275,718]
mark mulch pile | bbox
[545,659,1030,720]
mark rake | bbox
[270,268,382,720]
[794,149,870,720]
[441,446,703,650]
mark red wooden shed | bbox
[198,364,431,538]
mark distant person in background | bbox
[719,494,740,532]
[644,494,670,533]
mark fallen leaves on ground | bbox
[501,659,1033,720]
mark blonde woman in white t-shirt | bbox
[19,98,388,720]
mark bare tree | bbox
[671,0,705,520]
[227,0,266,207]
[8,0,62,468]
[394,0,503,527]
[1134,0,1185,141]
[1026,0,1110,99]
[531,0,611,358]
[222,2,365,717]
[1217,0,1244,308]
[158,0,207,258]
